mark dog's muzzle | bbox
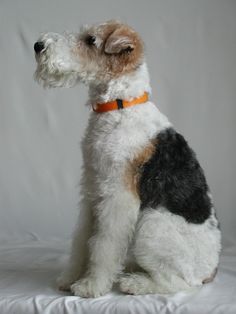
[34,41,45,54]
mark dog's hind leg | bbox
[119,271,191,295]
[119,208,200,295]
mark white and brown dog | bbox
[34,20,221,298]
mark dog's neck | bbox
[88,62,151,105]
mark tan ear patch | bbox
[124,140,157,198]
[76,20,144,80]
[104,24,144,76]
[104,26,136,54]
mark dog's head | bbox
[34,20,144,88]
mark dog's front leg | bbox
[57,165,96,291]
[57,196,94,291]
[71,190,140,298]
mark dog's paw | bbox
[71,277,110,298]
[119,273,156,295]
[119,275,140,295]
[57,271,78,291]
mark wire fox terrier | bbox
[34,20,221,297]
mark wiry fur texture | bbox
[139,128,213,224]
[34,20,221,298]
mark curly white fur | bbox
[34,21,221,298]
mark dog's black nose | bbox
[34,41,45,54]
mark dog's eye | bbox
[85,35,96,46]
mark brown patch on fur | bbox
[125,140,157,198]
[202,268,218,284]
[102,23,144,76]
[75,20,144,80]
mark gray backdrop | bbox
[0,0,235,246]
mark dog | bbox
[34,20,221,298]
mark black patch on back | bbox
[139,128,211,224]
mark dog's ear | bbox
[104,26,135,54]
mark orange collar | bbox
[92,92,149,113]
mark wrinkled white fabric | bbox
[0,240,235,314]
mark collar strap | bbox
[92,92,149,113]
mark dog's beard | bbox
[34,64,80,88]
[34,32,80,88]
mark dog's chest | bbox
[82,104,171,174]
[84,118,142,171]
[83,113,150,173]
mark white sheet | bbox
[0,240,235,314]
